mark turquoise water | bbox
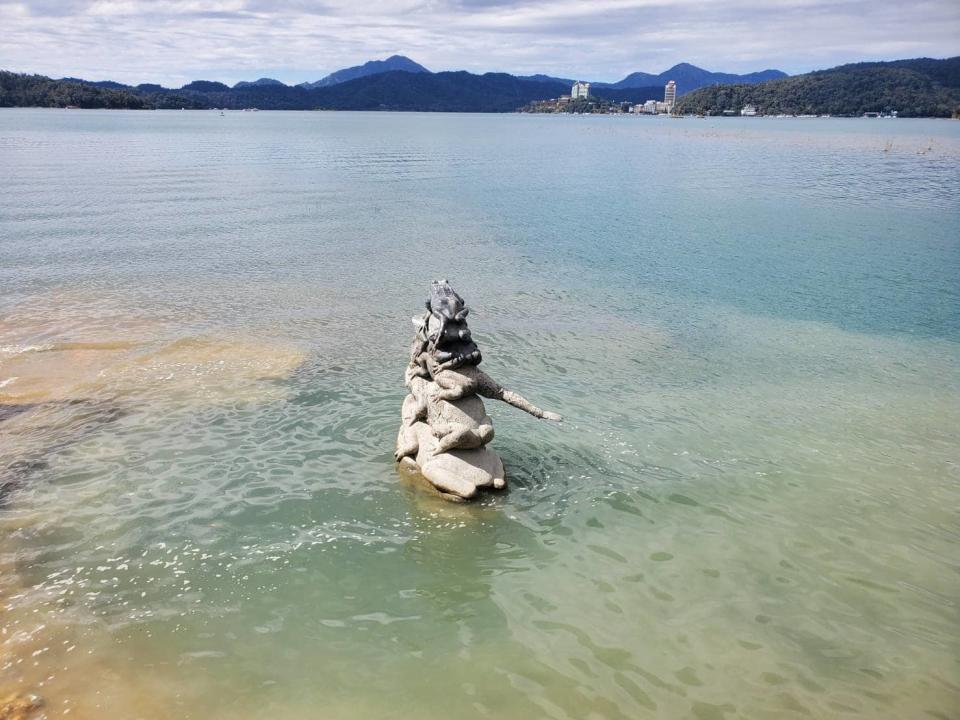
[1,109,958,719]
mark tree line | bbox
[0,72,148,109]
[674,58,960,118]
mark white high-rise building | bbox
[571,81,591,99]
[664,80,676,109]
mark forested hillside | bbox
[0,72,146,109]
[674,57,960,117]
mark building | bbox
[571,81,591,99]
[664,80,677,110]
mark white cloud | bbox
[0,0,957,86]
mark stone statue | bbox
[396,280,561,501]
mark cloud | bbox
[0,0,957,86]
[1,0,94,16]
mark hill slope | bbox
[517,64,786,93]
[518,73,576,85]
[300,55,430,89]
[233,78,285,89]
[674,57,960,117]
[0,72,146,108]
[604,63,787,92]
[308,71,567,111]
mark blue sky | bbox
[1,0,958,86]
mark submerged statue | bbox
[396,280,561,501]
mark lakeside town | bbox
[520,79,901,117]
[522,80,679,115]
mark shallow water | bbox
[1,109,959,719]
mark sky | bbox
[1,0,958,87]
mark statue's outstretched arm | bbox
[500,389,563,421]
[474,369,562,421]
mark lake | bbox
[1,109,958,719]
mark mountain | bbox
[518,74,575,85]
[161,83,312,110]
[673,56,960,117]
[596,71,656,88]
[180,80,231,92]
[1,72,146,108]
[233,78,286,89]
[515,64,784,94]
[61,77,132,90]
[852,57,960,89]
[299,55,430,89]
[604,63,787,93]
[308,71,566,111]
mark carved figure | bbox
[410,280,482,378]
[396,282,561,501]
[426,280,468,331]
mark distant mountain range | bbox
[3,56,957,116]
[0,68,666,112]
[60,56,780,96]
[674,56,960,117]
[604,63,786,91]
[298,55,430,89]
[289,56,784,94]
[521,63,786,92]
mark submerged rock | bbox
[0,692,43,720]
[396,281,561,500]
[0,337,305,405]
[0,295,307,508]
